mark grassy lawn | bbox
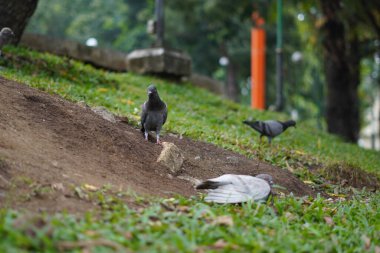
[0,46,379,252]
[1,193,379,252]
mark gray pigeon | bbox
[196,174,273,204]
[141,85,167,144]
[243,120,296,144]
[0,27,14,54]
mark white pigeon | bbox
[196,174,273,204]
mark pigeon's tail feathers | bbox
[244,120,264,134]
[196,180,228,190]
[242,120,254,126]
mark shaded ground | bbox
[0,77,315,213]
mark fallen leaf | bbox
[294,150,305,155]
[303,180,313,185]
[285,161,294,173]
[124,232,133,240]
[84,230,98,237]
[302,199,313,206]
[195,248,205,253]
[176,206,190,213]
[212,216,234,227]
[362,235,371,250]
[323,216,334,226]
[323,207,338,215]
[83,184,98,192]
[212,239,228,249]
[327,193,346,198]
[97,88,109,93]
[285,212,296,221]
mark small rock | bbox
[157,142,184,174]
[226,156,239,164]
[76,101,89,109]
[194,155,201,161]
[51,182,65,192]
[91,106,117,123]
[177,175,202,185]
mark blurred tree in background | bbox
[22,0,380,144]
[317,0,380,142]
[0,0,38,43]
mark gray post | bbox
[155,0,164,47]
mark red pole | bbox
[251,16,266,109]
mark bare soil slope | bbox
[0,77,314,213]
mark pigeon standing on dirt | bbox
[243,120,296,144]
[141,85,167,144]
[0,27,14,55]
[196,174,273,204]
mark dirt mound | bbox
[0,77,315,213]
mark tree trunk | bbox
[320,0,360,143]
[220,43,240,102]
[226,61,240,102]
[0,0,39,44]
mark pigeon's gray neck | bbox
[256,174,273,186]
[147,94,164,109]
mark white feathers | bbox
[197,174,271,204]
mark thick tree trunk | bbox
[320,0,360,143]
[0,0,39,44]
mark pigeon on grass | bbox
[243,120,296,144]
[0,27,15,55]
[196,174,273,204]
[141,85,167,144]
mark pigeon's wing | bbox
[249,121,265,135]
[201,175,271,203]
[205,187,252,203]
[263,120,283,137]
[162,103,168,125]
[238,176,271,201]
[140,101,148,130]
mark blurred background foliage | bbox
[25,0,379,145]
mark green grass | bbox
[0,46,380,252]
[1,193,380,252]
[1,46,379,174]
